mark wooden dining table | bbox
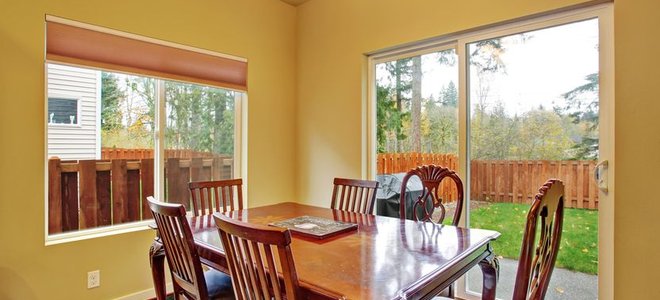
[149,202,501,300]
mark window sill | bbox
[45,220,155,246]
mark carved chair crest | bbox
[399,165,464,226]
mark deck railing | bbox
[377,153,599,210]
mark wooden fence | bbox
[48,155,233,234]
[377,153,599,210]
[101,148,218,160]
[377,153,461,205]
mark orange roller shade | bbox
[46,20,247,91]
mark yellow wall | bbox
[0,0,296,299]
[613,0,660,298]
[4,0,660,298]
[296,0,660,299]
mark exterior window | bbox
[46,64,244,238]
[48,98,79,125]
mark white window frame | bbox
[44,68,248,245]
[365,4,613,299]
[47,95,82,127]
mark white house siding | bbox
[47,64,101,160]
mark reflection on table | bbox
[149,202,500,300]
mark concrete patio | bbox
[466,258,598,299]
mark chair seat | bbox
[204,269,234,299]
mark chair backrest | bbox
[513,179,565,300]
[189,179,243,216]
[399,165,464,226]
[214,213,301,300]
[330,177,380,214]
[147,196,209,300]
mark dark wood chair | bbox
[330,177,380,214]
[214,213,301,300]
[513,179,565,300]
[399,165,464,226]
[398,165,464,299]
[147,197,233,300]
[189,179,243,216]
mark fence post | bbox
[212,157,222,180]
[96,163,112,226]
[79,160,99,229]
[141,158,154,220]
[166,158,183,207]
[190,157,203,182]
[112,159,129,224]
[48,158,63,234]
[127,163,141,222]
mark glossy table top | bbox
[190,202,500,300]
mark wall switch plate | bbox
[87,270,100,289]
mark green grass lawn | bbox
[469,202,598,274]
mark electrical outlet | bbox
[87,270,100,289]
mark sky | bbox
[378,18,599,116]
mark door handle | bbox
[594,160,608,193]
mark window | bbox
[373,47,460,222]
[368,5,613,299]
[45,17,247,243]
[48,98,79,125]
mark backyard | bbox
[470,202,598,274]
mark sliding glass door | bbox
[368,5,613,299]
[464,18,602,299]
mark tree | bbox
[164,82,235,154]
[469,39,506,74]
[423,95,458,153]
[514,109,573,160]
[471,102,519,160]
[100,72,124,131]
[390,58,413,152]
[469,38,508,159]
[410,56,422,152]
[440,81,457,107]
[562,73,599,160]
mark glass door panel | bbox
[374,49,459,221]
[466,19,600,299]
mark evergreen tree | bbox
[100,72,124,131]
[562,73,599,160]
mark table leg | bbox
[149,239,167,300]
[478,247,500,300]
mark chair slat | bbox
[215,213,301,300]
[251,241,271,299]
[189,179,243,216]
[330,178,379,214]
[227,235,248,300]
[148,197,230,300]
[264,244,282,300]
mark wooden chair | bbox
[330,177,380,214]
[189,179,243,216]
[513,179,565,300]
[214,213,301,300]
[147,197,233,300]
[398,165,463,299]
[398,165,464,226]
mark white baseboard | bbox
[113,283,173,300]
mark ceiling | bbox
[280,0,311,6]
